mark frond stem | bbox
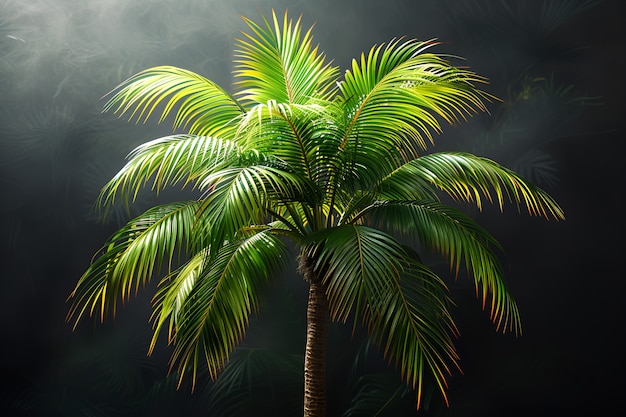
[266,208,301,235]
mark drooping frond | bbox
[379,152,565,220]
[150,248,208,354]
[159,230,288,386]
[234,10,340,106]
[67,200,201,327]
[103,66,244,138]
[308,225,457,408]
[366,257,457,409]
[363,200,520,334]
[98,135,239,208]
[309,225,406,323]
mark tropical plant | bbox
[67,10,564,417]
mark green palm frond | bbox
[236,99,334,181]
[337,39,490,167]
[513,149,560,188]
[380,152,565,220]
[334,191,377,226]
[139,373,184,412]
[196,161,315,245]
[98,134,239,207]
[103,65,244,138]
[161,231,287,385]
[67,200,201,326]
[363,200,520,333]
[150,248,208,354]
[310,225,405,322]
[234,10,340,105]
[309,226,455,407]
[366,256,457,409]
[342,337,442,416]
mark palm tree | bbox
[67,11,564,417]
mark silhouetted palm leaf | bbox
[203,347,303,416]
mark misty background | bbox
[0,0,623,415]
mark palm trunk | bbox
[299,254,329,417]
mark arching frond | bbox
[336,39,491,186]
[197,162,313,247]
[98,135,239,208]
[162,231,288,386]
[363,200,520,333]
[234,10,340,105]
[103,66,244,138]
[67,200,201,327]
[309,225,456,408]
[379,152,565,220]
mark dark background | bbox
[1,1,624,415]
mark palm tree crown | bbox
[67,10,564,415]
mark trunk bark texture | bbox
[299,254,329,417]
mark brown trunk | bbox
[299,254,329,417]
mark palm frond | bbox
[67,200,201,326]
[380,152,565,220]
[234,10,340,106]
[309,225,456,408]
[236,99,333,181]
[197,162,314,246]
[150,248,208,354]
[309,225,405,322]
[367,256,457,409]
[97,134,239,208]
[342,372,414,417]
[103,65,244,137]
[337,39,491,178]
[513,149,560,189]
[161,231,288,386]
[138,373,184,412]
[363,200,520,333]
